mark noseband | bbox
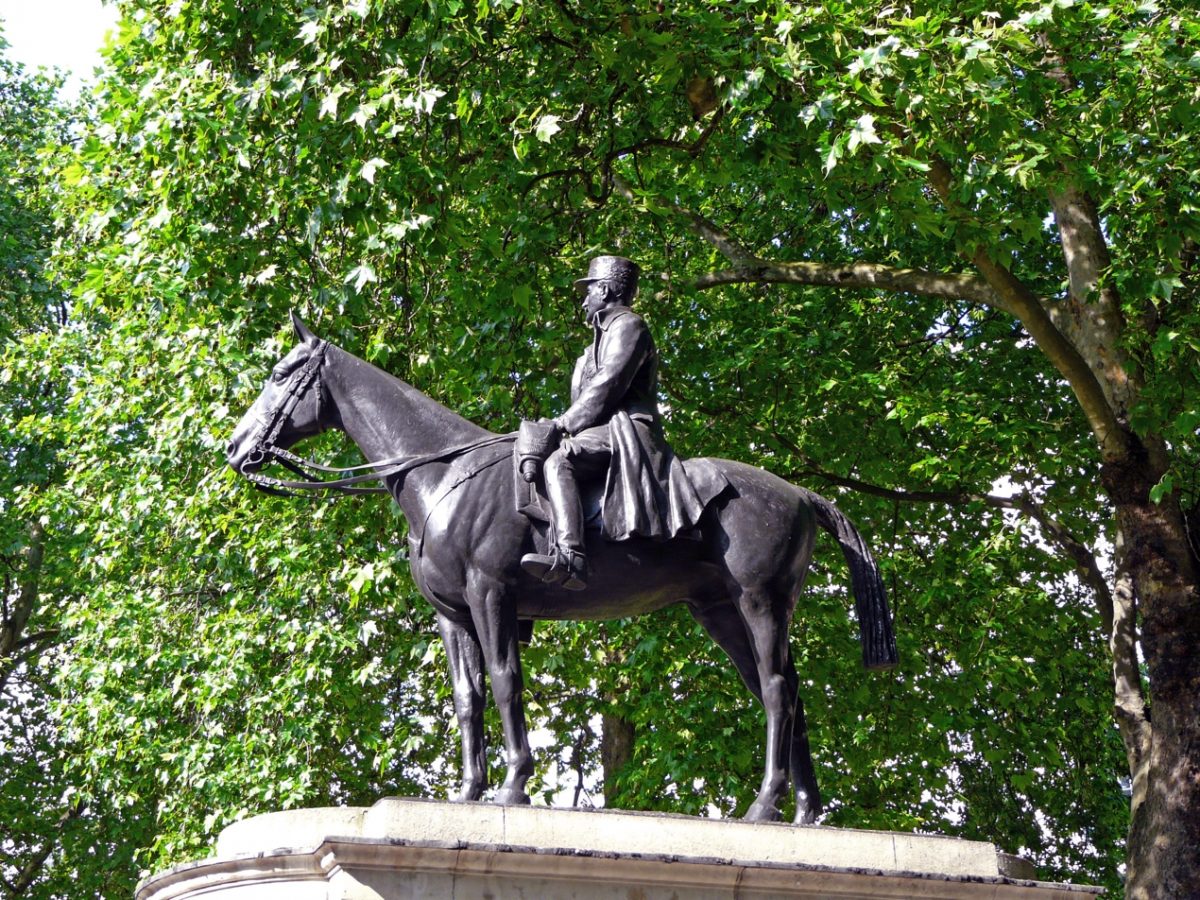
[239,340,513,497]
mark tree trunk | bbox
[1044,176,1200,896]
[1106,460,1200,898]
[600,711,636,808]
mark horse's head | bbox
[226,313,331,476]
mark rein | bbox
[239,340,515,497]
[242,434,516,497]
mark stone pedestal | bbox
[137,798,1101,899]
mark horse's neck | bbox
[323,345,491,466]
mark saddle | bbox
[512,419,727,542]
[514,456,604,529]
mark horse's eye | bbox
[270,366,288,382]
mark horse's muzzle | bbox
[226,438,266,475]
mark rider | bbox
[520,255,710,591]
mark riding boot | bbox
[519,456,588,590]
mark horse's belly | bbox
[515,536,723,621]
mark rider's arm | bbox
[556,314,651,435]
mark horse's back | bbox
[694,456,804,499]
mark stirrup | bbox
[556,549,588,592]
[520,551,561,583]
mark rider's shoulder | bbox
[597,306,647,333]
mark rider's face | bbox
[582,281,609,322]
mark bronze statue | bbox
[227,307,897,825]
[518,256,715,590]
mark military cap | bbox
[574,255,640,299]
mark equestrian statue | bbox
[226,256,898,824]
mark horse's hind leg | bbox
[437,612,488,801]
[690,600,821,823]
[738,587,794,822]
[785,647,822,824]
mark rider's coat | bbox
[561,306,659,433]
[558,305,725,542]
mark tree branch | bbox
[0,630,59,698]
[925,157,1130,462]
[526,109,727,205]
[612,175,1004,307]
[1,521,45,660]
[611,174,758,266]
[695,261,1004,307]
[1034,35,1142,418]
[522,166,588,198]
[608,104,726,164]
[625,149,1130,463]
[6,800,85,896]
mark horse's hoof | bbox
[794,805,819,825]
[793,790,821,824]
[454,779,486,803]
[744,800,783,822]
[494,788,532,806]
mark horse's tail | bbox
[804,489,898,671]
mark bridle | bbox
[238,340,343,495]
[238,339,513,498]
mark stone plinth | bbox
[137,798,1102,900]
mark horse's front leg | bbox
[437,612,487,802]
[466,574,534,805]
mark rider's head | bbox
[575,256,640,309]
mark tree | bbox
[0,30,98,900]
[32,0,1200,896]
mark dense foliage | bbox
[0,32,111,900]
[5,1,1199,896]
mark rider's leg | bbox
[547,427,609,545]
[521,427,610,589]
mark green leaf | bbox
[847,113,881,153]
[345,264,378,292]
[360,157,388,184]
[298,20,321,44]
[534,114,562,143]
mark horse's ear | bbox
[291,310,317,344]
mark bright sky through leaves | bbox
[0,0,116,95]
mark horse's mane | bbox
[327,341,494,442]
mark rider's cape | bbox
[603,409,725,541]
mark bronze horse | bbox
[226,316,897,823]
